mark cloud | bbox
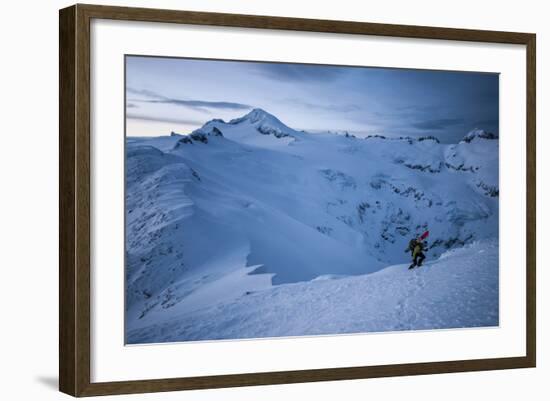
[142,99,252,111]
[472,118,499,128]
[127,87,164,99]
[126,87,252,113]
[285,97,360,113]
[126,113,204,126]
[126,103,138,108]
[255,63,345,82]
[411,118,465,131]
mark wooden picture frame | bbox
[59,3,536,397]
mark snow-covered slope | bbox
[127,239,498,343]
[125,108,499,342]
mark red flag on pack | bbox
[419,230,429,240]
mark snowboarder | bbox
[405,233,428,269]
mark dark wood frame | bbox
[59,3,536,397]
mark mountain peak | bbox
[462,129,499,143]
[245,108,273,119]
[229,108,283,126]
[226,108,299,139]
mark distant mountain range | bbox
[125,108,499,342]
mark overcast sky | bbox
[125,55,499,143]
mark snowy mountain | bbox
[125,108,499,342]
[461,128,499,143]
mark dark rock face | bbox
[211,127,224,137]
[174,136,193,148]
[173,126,224,148]
[189,132,209,143]
[403,162,443,173]
[257,124,291,138]
[417,136,440,143]
[476,180,499,197]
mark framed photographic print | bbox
[59,4,536,397]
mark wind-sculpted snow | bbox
[127,239,498,343]
[125,109,499,342]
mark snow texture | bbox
[127,240,498,343]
